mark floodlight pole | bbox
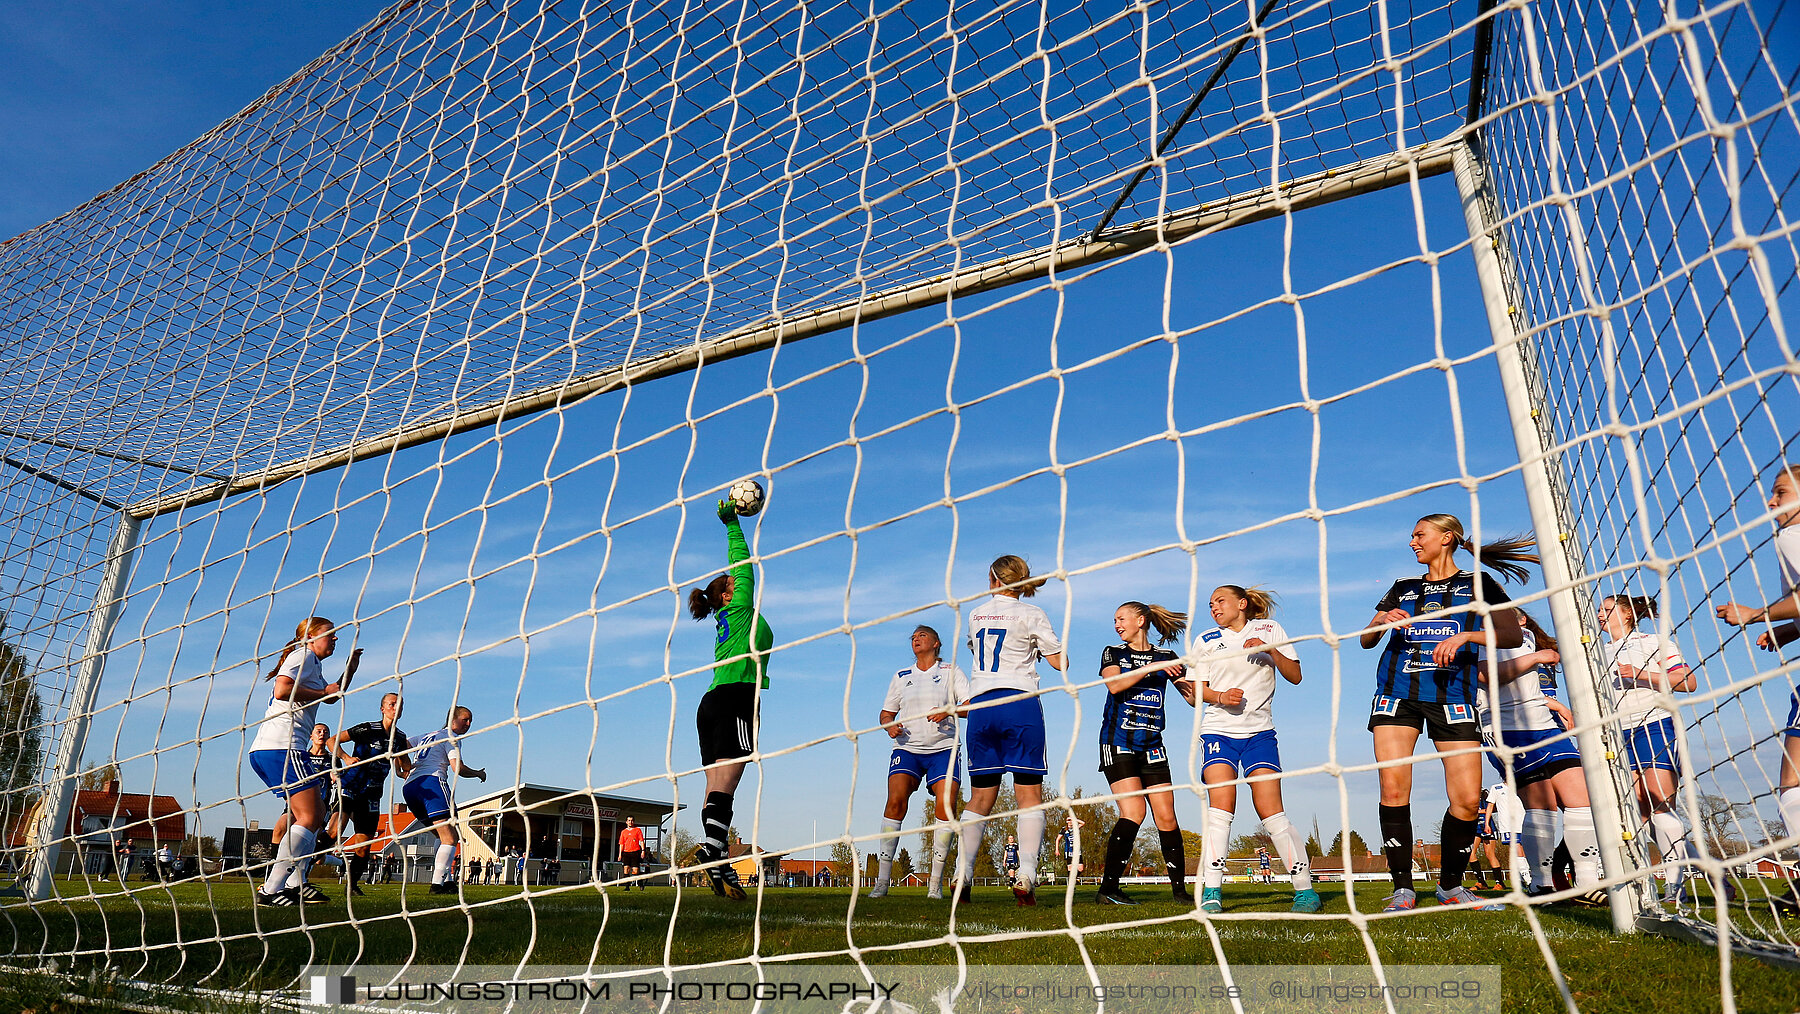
[26,511,141,901]
[1452,139,1642,933]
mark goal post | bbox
[1451,137,1644,932]
[24,511,140,901]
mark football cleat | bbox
[1096,888,1137,906]
[1011,876,1037,907]
[926,886,944,900]
[1171,887,1194,904]
[1291,888,1323,914]
[868,880,889,899]
[298,883,330,905]
[428,882,456,895]
[1200,887,1223,914]
[957,881,973,904]
[256,887,298,907]
[1380,888,1417,912]
[1435,885,1504,911]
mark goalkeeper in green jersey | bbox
[687,498,774,899]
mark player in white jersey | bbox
[955,555,1065,907]
[870,625,971,900]
[1601,594,1706,905]
[246,616,360,906]
[1713,464,1800,913]
[403,706,488,895]
[1193,585,1316,913]
[1480,609,1605,904]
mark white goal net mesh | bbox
[0,0,1794,1004]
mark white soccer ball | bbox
[728,478,765,516]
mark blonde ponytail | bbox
[989,555,1048,598]
[1119,602,1188,645]
[1416,514,1538,584]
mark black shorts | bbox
[1367,695,1482,742]
[621,850,643,866]
[338,791,383,838]
[1516,755,1581,786]
[1098,744,1172,787]
[698,682,759,766]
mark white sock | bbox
[1563,807,1602,888]
[1261,811,1312,890]
[877,818,900,883]
[1520,809,1557,890]
[1649,810,1690,876]
[262,827,300,894]
[929,824,950,889]
[278,826,316,891]
[1510,849,1532,890]
[956,810,986,883]
[1016,809,1045,887]
[1779,787,1800,857]
[433,843,456,884]
[1202,807,1232,890]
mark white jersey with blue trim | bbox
[1776,524,1800,594]
[405,728,461,785]
[1485,782,1525,834]
[1604,629,1688,729]
[249,648,325,753]
[965,595,1062,697]
[1196,619,1288,737]
[1479,627,1561,733]
[882,661,971,753]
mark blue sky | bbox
[7,0,1688,867]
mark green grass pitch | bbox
[5,879,1796,1012]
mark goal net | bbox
[0,0,1794,1005]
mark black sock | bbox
[1158,828,1186,892]
[702,792,734,859]
[1379,804,1414,891]
[1103,818,1139,890]
[348,855,366,884]
[1439,811,1478,890]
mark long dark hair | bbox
[689,574,733,621]
[266,616,333,680]
[1517,609,1559,653]
[1605,593,1658,628]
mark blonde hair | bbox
[989,555,1048,598]
[266,616,333,681]
[1118,602,1188,645]
[1416,514,1538,584]
[1216,585,1276,620]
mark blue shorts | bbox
[1486,727,1582,783]
[889,748,962,788]
[1201,729,1282,776]
[403,776,451,824]
[1785,688,1800,738]
[966,690,1046,778]
[1622,717,1684,774]
[248,749,325,799]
